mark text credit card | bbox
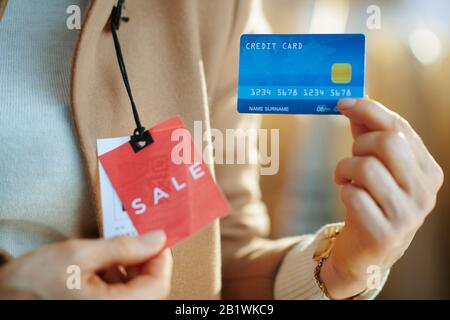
[237,34,366,114]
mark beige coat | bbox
[70,0,307,299]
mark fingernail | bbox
[338,98,357,110]
[140,230,166,245]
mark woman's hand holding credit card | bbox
[238,34,443,299]
[317,97,443,299]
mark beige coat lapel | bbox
[0,0,8,22]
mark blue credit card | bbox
[237,34,366,114]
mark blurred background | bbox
[256,0,450,299]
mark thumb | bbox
[338,97,399,138]
[106,249,173,300]
[82,230,167,271]
[338,98,370,138]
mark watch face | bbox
[314,227,341,260]
[314,238,332,260]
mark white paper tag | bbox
[97,136,138,238]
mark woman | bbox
[0,0,443,299]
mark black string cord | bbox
[111,0,153,152]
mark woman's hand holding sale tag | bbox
[0,231,172,299]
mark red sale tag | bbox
[99,116,230,247]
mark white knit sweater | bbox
[0,0,97,257]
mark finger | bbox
[352,131,421,193]
[335,156,406,221]
[81,230,167,270]
[124,266,141,279]
[338,98,401,134]
[340,181,421,256]
[100,266,128,284]
[340,97,373,138]
[99,265,147,284]
[339,98,441,184]
[108,249,173,300]
[340,184,390,239]
[102,266,141,283]
[140,249,173,278]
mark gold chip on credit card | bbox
[331,63,352,84]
